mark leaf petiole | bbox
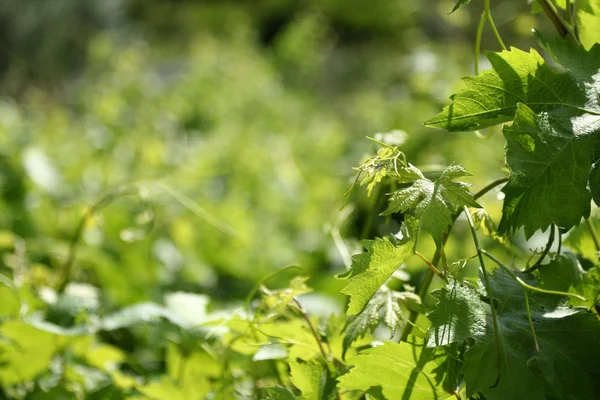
[481,249,587,301]
[464,206,501,388]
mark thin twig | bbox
[524,291,540,354]
[415,251,446,281]
[292,297,329,361]
[464,206,501,388]
[537,0,579,43]
[585,218,600,252]
[474,11,486,75]
[481,249,587,301]
[484,0,507,50]
[474,177,509,200]
[525,224,555,273]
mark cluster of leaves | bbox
[329,1,600,399]
[2,1,600,399]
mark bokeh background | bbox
[0,0,568,397]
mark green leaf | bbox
[498,103,596,237]
[430,343,465,397]
[383,164,479,246]
[0,321,58,385]
[0,282,19,318]
[289,358,326,400]
[262,387,298,400]
[425,47,579,132]
[427,278,487,347]
[538,252,600,308]
[590,160,600,206]
[136,378,210,400]
[563,217,600,266]
[341,235,414,315]
[428,267,600,399]
[428,41,600,236]
[577,0,600,50]
[343,286,421,357]
[338,338,446,399]
[449,0,470,13]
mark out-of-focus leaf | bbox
[338,337,446,399]
[289,358,326,400]
[0,321,57,385]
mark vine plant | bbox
[335,1,600,399]
[3,2,600,400]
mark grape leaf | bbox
[289,359,329,400]
[340,218,417,315]
[499,103,597,237]
[427,278,487,347]
[577,0,600,50]
[338,337,446,399]
[424,46,583,132]
[538,252,600,308]
[343,286,422,358]
[0,321,58,385]
[382,164,480,246]
[427,267,600,399]
[590,158,600,206]
[427,41,600,237]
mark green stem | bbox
[586,218,600,252]
[293,297,330,362]
[474,11,486,75]
[525,224,555,273]
[399,176,508,342]
[414,251,446,281]
[537,0,579,43]
[565,0,573,25]
[524,291,540,354]
[481,249,587,301]
[464,206,501,388]
[484,0,507,50]
[474,177,509,199]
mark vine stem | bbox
[57,186,137,293]
[292,297,343,400]
[585,218,600,252]
[414,251,446,281]
[481,249,587,301]
[399,176,508,342]
[463,206,501,388]
[474,11,486,75]
[484,0,507,51]
[524,291,540,354]
[525,224,555,273]
[537,0,579,43]
[292,297,329,362]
